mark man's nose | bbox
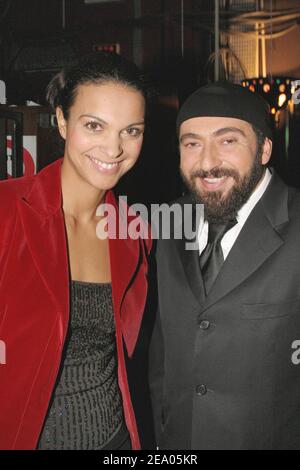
[199,142,222,172]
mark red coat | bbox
[0,158,152,450]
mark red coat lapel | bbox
[17,159,70,340]
[106,191,151,358]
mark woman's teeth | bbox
[89,156,119,169]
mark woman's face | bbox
[56,81,145,191]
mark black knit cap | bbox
[177,81,273,139]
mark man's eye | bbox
[185,142,199,148]
[85,121,102,131]
[223,138,236,145]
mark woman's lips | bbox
[87,155,121,174]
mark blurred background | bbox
[0,0,300,205]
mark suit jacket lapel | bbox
[175,236,205,306]
[203,171,289,311]
[174,196,206,307]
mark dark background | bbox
[1,0,300,205]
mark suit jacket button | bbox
[196,384,207,396]
[199,320,210,330]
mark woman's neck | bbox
[61,157,106,224]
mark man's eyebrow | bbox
[179,133,201,143]
[212,127,246,137]
[180,127,246,143]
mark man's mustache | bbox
[191,168,239,181]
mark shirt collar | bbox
[236,167,272,225]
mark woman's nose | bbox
[99,132,123,159]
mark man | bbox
[149,81,300,450]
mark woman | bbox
[0,52,152,450]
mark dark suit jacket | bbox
[149,170,300,450]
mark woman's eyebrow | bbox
[79,114,108,125]
[126,121,145,127]
[79,115,145,128]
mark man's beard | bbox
[180,150,265,224]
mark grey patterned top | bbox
[37,280,128,450]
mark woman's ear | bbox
[261,137,273,165]
[56,107,67,140]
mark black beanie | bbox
[177,81,273,140]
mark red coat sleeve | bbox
[0,181,18,282]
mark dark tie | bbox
[199,219,237,294]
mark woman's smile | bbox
[86,154,122,175]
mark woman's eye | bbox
[85,121,102,132]
[123,128,143,137]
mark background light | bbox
[241,76,295,114]
[278,93,287,107]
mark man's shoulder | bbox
[288,184,300,201]
[262,170,300,222]
[287,184,300,220]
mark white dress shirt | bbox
[198,168,273,260]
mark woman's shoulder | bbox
[0,158,62,205]
[0,177,35,266]
[0,174,35,215]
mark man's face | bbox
[179,116,272,223]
